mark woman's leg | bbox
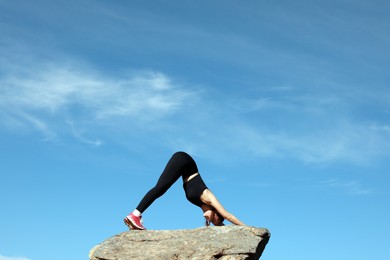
[125,152,198,229]
[135,151,199,213]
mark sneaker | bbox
[124,213,146,230]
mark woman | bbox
[124,151,245,230]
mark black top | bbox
[183,174,208,207]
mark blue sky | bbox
[1,0,389,259]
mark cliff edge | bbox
[89,225,270,260]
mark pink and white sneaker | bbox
[124,213,146,230]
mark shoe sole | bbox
[124,216,145,230]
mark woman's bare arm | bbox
[202,189,245,226]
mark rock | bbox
[89,226,270,260]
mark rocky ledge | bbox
[89,225,270,260]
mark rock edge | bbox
[90,226,270,260]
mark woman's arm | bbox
[202,189,245,226]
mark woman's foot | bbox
[124,213,146,230]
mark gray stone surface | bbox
[89,226,270,260]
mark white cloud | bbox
[370,124,390,134]
[0,61,197,142]
[320,179,373,196]
[1,53,389,164]
[0,255,31,260]
[231,119,390,164]
[186,90,389,164]
[67,120,102,147]
[1,65,190,117]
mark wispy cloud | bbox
[0,60,198,143]
[1,55,389,164]
[1,0,389,164]
[1,65,191,117]
[0,255,31,260]
[370,124,390,134]
[215,79,390,165]
[67,120,103,147]
[319,179,374,195]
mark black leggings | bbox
[136,151,199,213]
